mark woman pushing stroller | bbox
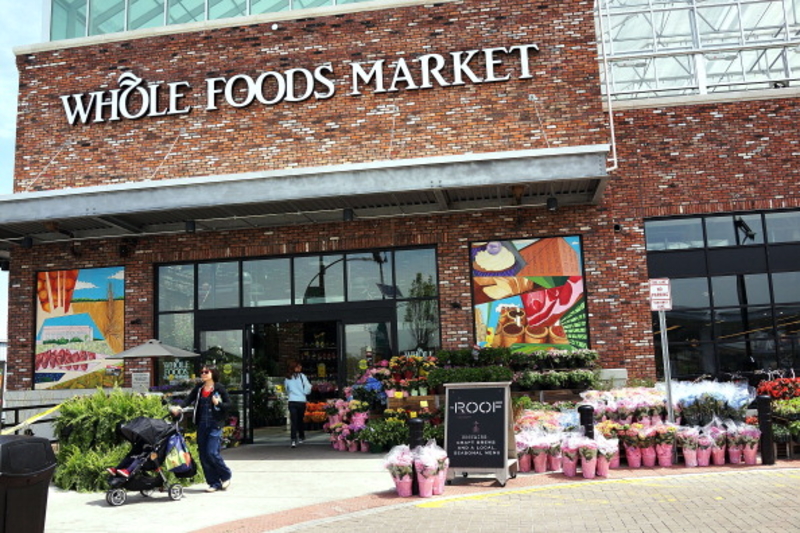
[170,365,233,493]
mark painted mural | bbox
[34,267,125,389]
[472,237,588,351]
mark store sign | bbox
[60,43,539,125]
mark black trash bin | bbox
[0,435,57,533]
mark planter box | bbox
[538,389,583,403]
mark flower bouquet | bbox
[515,432,532,472]
[639,427,657,467]
[654,424,677,467]
[619,423,645,468]
[384,445,414,497]
[739,424,761,465]
[578,439,599,479]
[696,434,713,466]
[561,435,580,477]
[596,436,619,477]
[677,427,699,467]
[726,426,743,464]
[702,423,727,465]
[547,433,563,471]
[413,451,439,498]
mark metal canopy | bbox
[0,145,610,255]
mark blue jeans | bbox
[197,423,232,488]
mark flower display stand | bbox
[387,395,441,411]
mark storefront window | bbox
[766,211,800,243]
[158,312,194,351]
[198,261,240,309]
[645,218,703,250]
[396,298,439,353]
[293,0,333,9]
[129,0,166,30]
[706,214,764,247]
[346,251,394,301]
[243,258,291,307]
[394,248,437,299]
[294,254,345,305]
[670,277,709,308]
[772,272,800,304]
[158,264,195,311]
[711,274,770,307]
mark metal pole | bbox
[659,310,674,423]
[408,418,425,495]
[578,405,594,440]
[757,395,775,465]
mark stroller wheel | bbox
[140,489,155,497]
[168,484,183,501]
[106,489,127,507]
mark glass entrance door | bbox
[343,321,392,385]
[199,329,249,443]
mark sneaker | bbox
[221,479,231,490]
[106,468,117,476]
[205,485,219,493]
[117,469,130,478]
[298,438,305,444]
[291,441,296,448]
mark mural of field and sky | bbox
[472,237,588,352]
[34,267,125,389]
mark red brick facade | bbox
[11,0,797,391]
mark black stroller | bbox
[105,415,196,506]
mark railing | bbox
[1,403,60,442]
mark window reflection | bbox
[158,264,194,311]
[645,218,703,250]
[346,251,394,301]
[198,262,240,309]
[243,258,291,307]
[670,278,709,308]
[295,254,345,305]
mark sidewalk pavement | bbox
[45,428,800,533]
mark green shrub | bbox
[426,365,514,390]
[435,347,512,367]
[52,387,204,492]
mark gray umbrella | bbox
[106,339,199,359]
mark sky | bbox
[0,0,47,340]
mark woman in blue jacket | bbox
[284,360,312,448]
[172,365,232,492]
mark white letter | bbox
[508,44,540,79]
[350,60,386,95]
[255,71,286,105]
[206,77,226,111]
[61,93,96,125]
[93,90,120,123]
[451,50,483,86]
[388,58,419,92]
[167,81,192,115]
[285,68,315,102]
[313,64,336,100]
[483,47,511,83]
[147,84,168,117]
[417,54,450,89]
[225,74,257,108]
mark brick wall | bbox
[14,0,605,192]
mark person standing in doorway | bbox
[171,365,232,492]
[284,360,312,448]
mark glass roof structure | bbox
[597,0,800,99]
[47,0,800,101]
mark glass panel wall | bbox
[294,254,345,305]
[51,0,387,39]
[158,264,195,311]
[243,258,291,307]
[198,261,240,309]
[346,251,393,301]
[129,0,165,30]
[647,208,800,379]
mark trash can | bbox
[0,435,57,533]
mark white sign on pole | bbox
[649,278,672,311]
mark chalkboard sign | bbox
[445,382,516,485]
